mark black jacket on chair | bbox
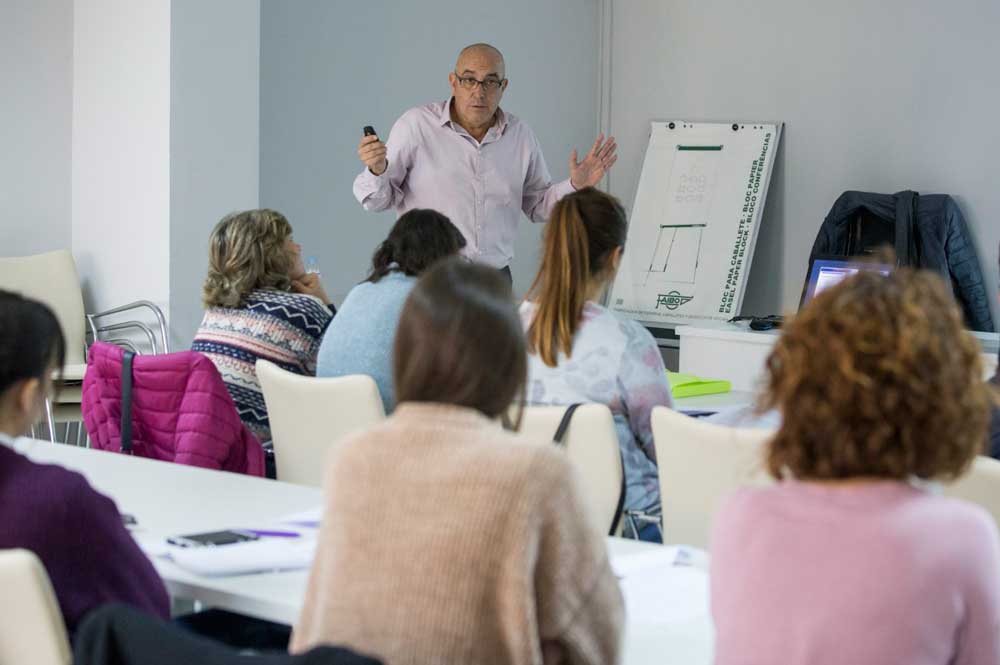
[74,604,382,665]
[810,190,995,332]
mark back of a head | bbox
[761,268,991,482]
[526,187,627,366]
[203,209,294,309]
[0,290,66,399]
[393,258,525,419]
[366,209,466,283]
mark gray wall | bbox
[260,0,600,301]
[170,0,261,349]
[609,0,1000,322]
[1,0,72,257]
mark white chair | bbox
[943,455,1000,530]
[0,549,71,665]
[651,406,775,549]
[516,404,625,536]
[256,359,386,486]
[0,250,168,442]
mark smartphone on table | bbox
[166,529,260,548]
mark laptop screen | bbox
[800,257,893,309]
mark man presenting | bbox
[353,43,617,278]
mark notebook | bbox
[667,371,732,398]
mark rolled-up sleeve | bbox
[352,114,415,213]
[522,132,575,224]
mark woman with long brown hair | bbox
[711,268,1000,664]
[521,187,673,541]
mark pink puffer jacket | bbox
[82,342,265,476]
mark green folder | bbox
[666,371,732,398]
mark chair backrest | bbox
[516,404,624,535]
[943,455,1000,529]
[652,406,775,549]
[0,250,86,366]
[0,549,71,665]
[83,342,266,476]
[256,360,386,487]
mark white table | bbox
[674,389,755,415]
[678,321,999,392]
[19,440,714,665]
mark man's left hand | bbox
[569,134,618,190]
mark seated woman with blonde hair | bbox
[520,187,673,541]
[192,209,334,448]
[711,268,1000,665]
[292,259,623,665]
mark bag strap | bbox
[552,403,627,537]
[120,350,135,454]
[608,452,627,536]
[552,403,583,446]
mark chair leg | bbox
[44,399,56,442]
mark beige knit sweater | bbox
[291,403,624,665]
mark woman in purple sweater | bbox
[0,291,169,635]
[711,268,1000,665]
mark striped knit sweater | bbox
[191,289,334,444]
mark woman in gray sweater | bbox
[316,209,465,410]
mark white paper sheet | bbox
[165,538,317,576]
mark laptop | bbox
[799,256,893,309]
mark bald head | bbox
[456,43,505,79]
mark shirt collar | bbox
[442,98,508,138]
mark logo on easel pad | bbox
[656,291,694,311]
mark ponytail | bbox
[527,198,590,366]
[526,188,627,367]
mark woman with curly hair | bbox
[192,209,335,447]
[710,268,1000,665]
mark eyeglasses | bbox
[454,74,505,92]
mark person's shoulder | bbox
[578,303,646,346]
[711,486,775,546]
[376,271,419,292]
[615,310,658,346]
[5,453,115,523]
[918,492,998,541]
[718,485,774,517]
[398,102,447,128]
[251,289,330,322]
[484,429,576,488]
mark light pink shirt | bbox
[710,479,1000,665]
[353,100,575,268]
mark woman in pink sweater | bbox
[711,268,1000,665]
[292,259,623,665]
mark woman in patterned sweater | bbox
[192,209,334,446]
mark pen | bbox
[245,529,301,538]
